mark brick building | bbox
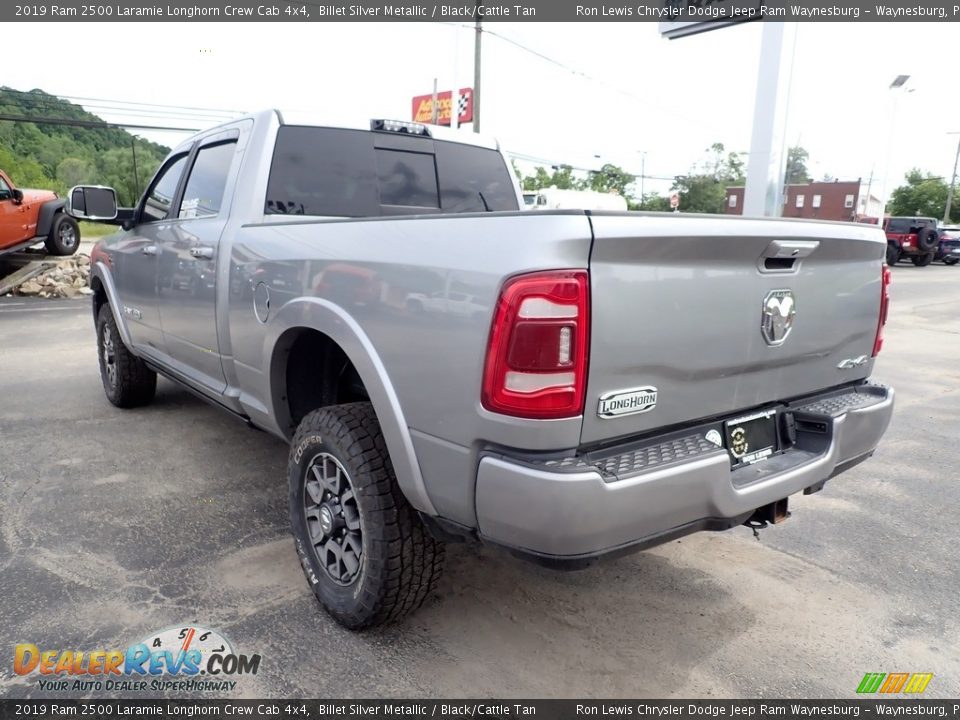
[725,180,882,221]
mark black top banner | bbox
[4,0,959,22]
[3,700,960,720]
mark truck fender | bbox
[35,198,68,238]
[88,261,136,351]
[263,297,438,516]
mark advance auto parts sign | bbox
[412,88,474,125]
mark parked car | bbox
[935,226,960,265]
[69,110,894,630]
[405,289,487,320]
[0,168,80,256]
[883,216,940,266]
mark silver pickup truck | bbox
[69,110,894,629]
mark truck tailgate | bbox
[581,213,887,446]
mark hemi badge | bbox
[597,387,658,419]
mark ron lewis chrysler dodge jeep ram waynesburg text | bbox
[68,111,894,629]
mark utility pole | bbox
[473,10,482,133]
[944,132,960,223]
[430,78,438,125]
[639,152,646,210]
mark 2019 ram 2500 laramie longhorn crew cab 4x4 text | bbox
[69,111,895,629]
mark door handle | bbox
[142,245,157,256]
[189,246,214,260]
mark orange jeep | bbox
[0,169,80,256]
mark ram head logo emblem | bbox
[761,289,796,346]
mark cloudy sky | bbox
[6,21,958,200]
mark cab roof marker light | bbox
[370,119,431,137]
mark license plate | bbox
[724,409,778,467]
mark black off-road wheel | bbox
[288,402,445,630]
[912,253,934,267]
[886,243,901,266]
[45,213,80,256]
[96,305,157,408]
[916,228,939,252]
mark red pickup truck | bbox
[0,169,81,257]
[882,216,939,266]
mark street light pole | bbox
[876,74,912,225]
[944,132,960,223]
[639,151,647,209]
[473,9,482,133]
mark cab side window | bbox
[142,154,189,223]
[0,177,11,201]
[178,141,237,219]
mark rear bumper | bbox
[475,383,894,562]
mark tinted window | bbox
[178,141,236,219]
[886,219,912,233]
[0,177,10,195]
[376,149,439,208]
[266,127,378,217]
[142,154,188,223]
[436,142,519,212]
[265,127,519,217]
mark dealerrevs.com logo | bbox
[14,625,261,693]
[856,672,934,694]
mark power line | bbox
[0,113,201,133]
[440,23,698,130]
[0,87,244,117]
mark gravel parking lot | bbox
[1,264,958,699]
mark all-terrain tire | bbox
[912,253,934,267]
[96,305,157,408]
[886,243,901,266]
[916,228,939,252]
[288,402,445,629]
[45,213,81,256]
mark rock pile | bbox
[9,255,93,299]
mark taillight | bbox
[872,264,891,356]
[481,270,590,419]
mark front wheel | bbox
[45,213,80,256]
[288,402,445,629]
[912,253,934,267]
[96,305,157,408]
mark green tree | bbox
[784,146,812,185]
[636,193,671,212]
[888,169,957,222]
[521,165,584,192]
[0,86,169,201]
[671,143,745,214]
[586,163,634,197]
[56,157,94,188]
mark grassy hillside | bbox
[0,87,170,205]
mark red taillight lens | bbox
[872,264,891,356]
[481,270,590,419]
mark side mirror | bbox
[68,185,119,221]
[11,188,23,204]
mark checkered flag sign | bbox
[456,91,470,118]
[411,87,474,126]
